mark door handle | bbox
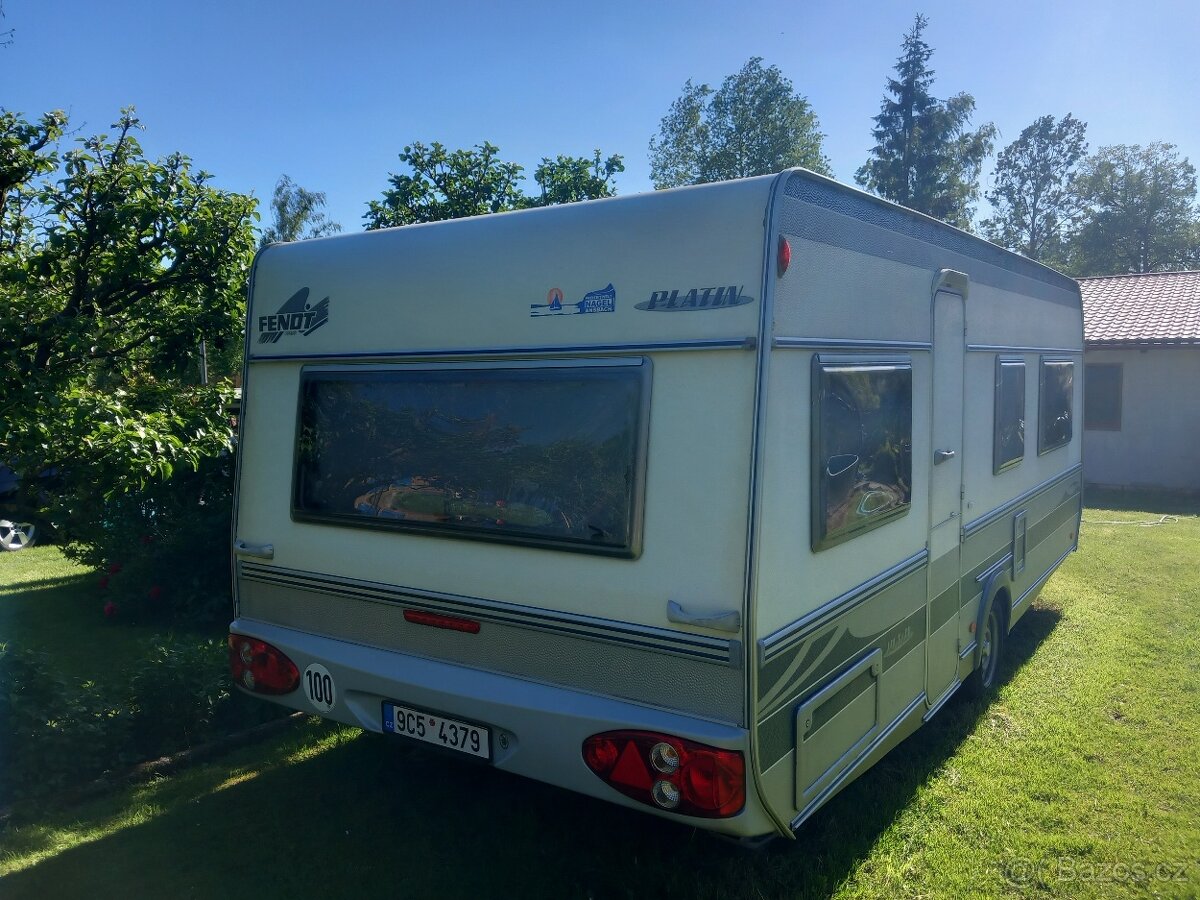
[233,539,274,559]
[668,600,741,633]
[934,449,956,465]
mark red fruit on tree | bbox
[103,601,118,618]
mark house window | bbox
[1084,363,1122,431]
[811,356,912,551]
[293,358,651,558]
[993,358,1025,474]
[1038,359,1074,454]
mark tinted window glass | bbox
[812,359,912,550]
[1084,363,1122,430]
[993,359,1026,473]
[1039,360,1074,453]
[293,361,649,556]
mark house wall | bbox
[1083,346,1200,491]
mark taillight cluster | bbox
[228,634,300,695]
[582,730,745,818]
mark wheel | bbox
[964,600,1004,698]
[0,519,37,551]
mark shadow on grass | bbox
[1,605,1062,900]
[0,572,94,598]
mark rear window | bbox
[293,359,650,557]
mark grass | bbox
[0,546,176,689]
[1,497,1197,898]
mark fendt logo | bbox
[258,287,329,344]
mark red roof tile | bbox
[1078,271,1200,346]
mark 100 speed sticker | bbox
[303,663,336,712]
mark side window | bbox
[1038,359,1074,454]
[1084,363,1122,431]
[993,358,1025,473]
[811,356,912,551]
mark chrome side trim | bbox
[758,550,929,666]
[966,344,1083,354]
[961,463,1083,540]
[774,337,932,351]
[790,692,927,832]
[975,553,1014,585]
[248,337,756,363]
[238,562,737,666]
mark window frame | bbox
[1084,362,1123,431]
[1037,357,1075,455]
[810,354,913,552]
[993,356,1026,474]
[290,357,653,559]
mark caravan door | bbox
[926,287,966,705]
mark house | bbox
[1078,271,1200,493]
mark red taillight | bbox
[777,235,791,276]
[228,634,300,695]
[403,609,481,634]
[581,730,745,818]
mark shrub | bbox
[62,449,236,626]
[0,644,132,802]
[126,635,283,759]
[0,636,288,805]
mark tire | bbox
[0,519,37,551]
[964,599,1004,699]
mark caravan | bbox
[230,169,1083,839]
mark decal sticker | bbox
[530,284,616,317]
[258,287,329,343]
[634,285,755,312]
[303,663,336,713]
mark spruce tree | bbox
[856,15,995,229]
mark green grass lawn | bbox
[1,499,1197,898]
[0,547,175,689]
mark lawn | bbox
[0,547,171,689]
[0,497,1197,898]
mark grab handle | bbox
[668,600,741,633]
[233,539,274,560]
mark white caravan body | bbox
[231,170,1083,839]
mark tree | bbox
[0,0,13,48]
[856,15,996,229]
[982,114,1088,264]
[365,142,624,229]
[365,141,525,229]
[1065,143,1200,275]
[526,150,624,207]
[0,108,257,596]
[0,109,66,250]
[648,57,831,188]
[259,174,340,246]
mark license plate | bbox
[382,702,491,760]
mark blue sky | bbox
[4,0,1198,233]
